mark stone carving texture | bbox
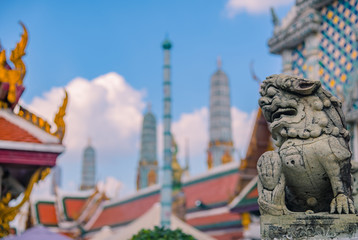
[257,74,355,216]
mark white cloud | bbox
[26,72,145,154]
[231,107,257,159]
[172,107,209,159]
[24,72,144,194]
[225,0,293,16]
[25,72,256,191]
[97,176,122,199]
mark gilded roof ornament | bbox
[0,167,50,238]
[0,22,28,107]
[53,90,68,143]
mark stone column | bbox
[281,49,293,74]
[160,38,173,228]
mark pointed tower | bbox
[80,139,96,190]
[137,105,158,190]
[160,37,173,228]
[51,165,62,194]
[207,58,234,169]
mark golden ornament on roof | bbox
[0,167,50,238]
[53,89,68,143]
[0,22,28,105]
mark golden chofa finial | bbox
[0,22,28,108]
[53,90,68,143]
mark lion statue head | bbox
[259,74,350,147]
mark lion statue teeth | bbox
[257,74,355,215]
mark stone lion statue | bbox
[257,74,355,215]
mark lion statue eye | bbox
[266,87,277,97]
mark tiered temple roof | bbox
[29,108,271,240]
[0,23,67,238]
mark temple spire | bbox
[217,56,222,69]
[80,140,96,190]
[137,107,158,190]
[208,58,234,168]
[270,7,280,27]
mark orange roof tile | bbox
[63,197,88,221]
[0,117,41,143]
[35,202,58,226]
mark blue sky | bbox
[1,0,294,194]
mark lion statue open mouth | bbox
[257,74,354,215]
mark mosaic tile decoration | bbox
[291,42,308,78]
[319,0,358,96]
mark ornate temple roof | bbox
[0,117,41,143]
[268,0,339,54]
[28,106,272,239]
[0,24,68,238]
[84,184,160,233]
[268,6,322,54]
[0,23,68,147]
[239,109,272,172]
[105,203,216,240]
[229,176,258,213]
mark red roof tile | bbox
[183,172,239,209]
[0,117,41,143]
[90,193,159,230]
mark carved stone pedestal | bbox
[261,213,358,239]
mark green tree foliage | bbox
[131,226,196,240]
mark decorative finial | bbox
[162,34,172,50]
[270,7,280,27]
[52,89,68,143]
[147,102,152,112]
[0,22,28,106]
[217,56,222,69]
[88,137,92,146]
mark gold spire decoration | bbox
[171,135,184,187]
[53,90,68,143]
[0,22,28,105]
[147,169,157,186]
[0,168,50,238]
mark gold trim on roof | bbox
[16,90,68,142]
[53,90,68,143]
[17,105,52,133]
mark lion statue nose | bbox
[259,97,271,107]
